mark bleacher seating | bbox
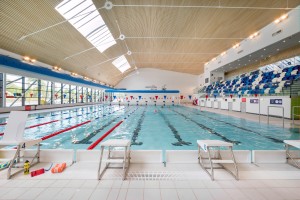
[205,65,300,97]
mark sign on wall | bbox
[250,99,259,104]
[270,99,283,105]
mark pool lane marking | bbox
[171,109,241,145]
[158,109,192,146]
[87,107,139,150]
[131,108,146,145]
[185,108,283,143]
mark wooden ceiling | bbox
[1,0,299,85]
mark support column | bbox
[38,79,41,105]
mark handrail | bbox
[292,106,300,126]
[267,106,284,127]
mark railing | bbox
[267,106,284,127]
[292,106,300,126]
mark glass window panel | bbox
[71,85,77,103]
[40,80,52,105]
[54,82,62,104]
[62,84,70,104]
[24,77,38,105]
[5,74,23,107]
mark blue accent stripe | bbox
[105,89,180,93]
[0,55,112,89]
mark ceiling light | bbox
[283,40,285,43]
[23,56,30,61]
[233,43,240,49]
[71,72,78,76]
[280,14,288,20]
[277,49,280,51]
[53,66,62,71]
[249,32,259,39]
[274,14,288,24]
[30,58,36,63]
[205,62,209,65]
[55,0,116,53]
[112,55,131,73]
[264,49,266,51]
[221,52,226,56]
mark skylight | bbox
[112,55,131,73]
[55,0,116,53]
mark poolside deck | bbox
[0,162,300,200]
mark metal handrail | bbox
[292,106,300,125]
[267,106,284,127]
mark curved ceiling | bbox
[1,0,299,86]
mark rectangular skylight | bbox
[112,55,131,73]
[55,0,116,53]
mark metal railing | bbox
[267,106,284,127]
[292,106,300,126]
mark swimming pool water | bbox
[0,105,299,150]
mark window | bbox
[78,86,83,103]
[112,55,131,73]
[62,84,70,104]
[82,87,87,103]
[24,77,38,105]
[55,0,116,53]
[40,80,52,105]
[54,82,62,104]
[5,74,23,107]
[70,85,77,103]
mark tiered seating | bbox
[205,65,300,96]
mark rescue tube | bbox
[51,163,66,173]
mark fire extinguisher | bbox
[24,160,30,175]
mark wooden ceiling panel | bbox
[1,0,299,85]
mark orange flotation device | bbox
[51,163,66,173]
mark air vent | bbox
[237,50,244,54]
[272,30,282,37]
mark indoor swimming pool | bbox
[0,105,299,150]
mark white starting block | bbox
[197,140,239,181]
[284,140,300,169]
[97,139,131,180]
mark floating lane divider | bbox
[26,120,60,129]
[87,120,124,150]
[41,120,91,140]
[41,107,126,141]
[87,107,138,150]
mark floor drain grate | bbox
[101,171,186,180]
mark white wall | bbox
[199,96,291,118]
[116,68,202,95]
